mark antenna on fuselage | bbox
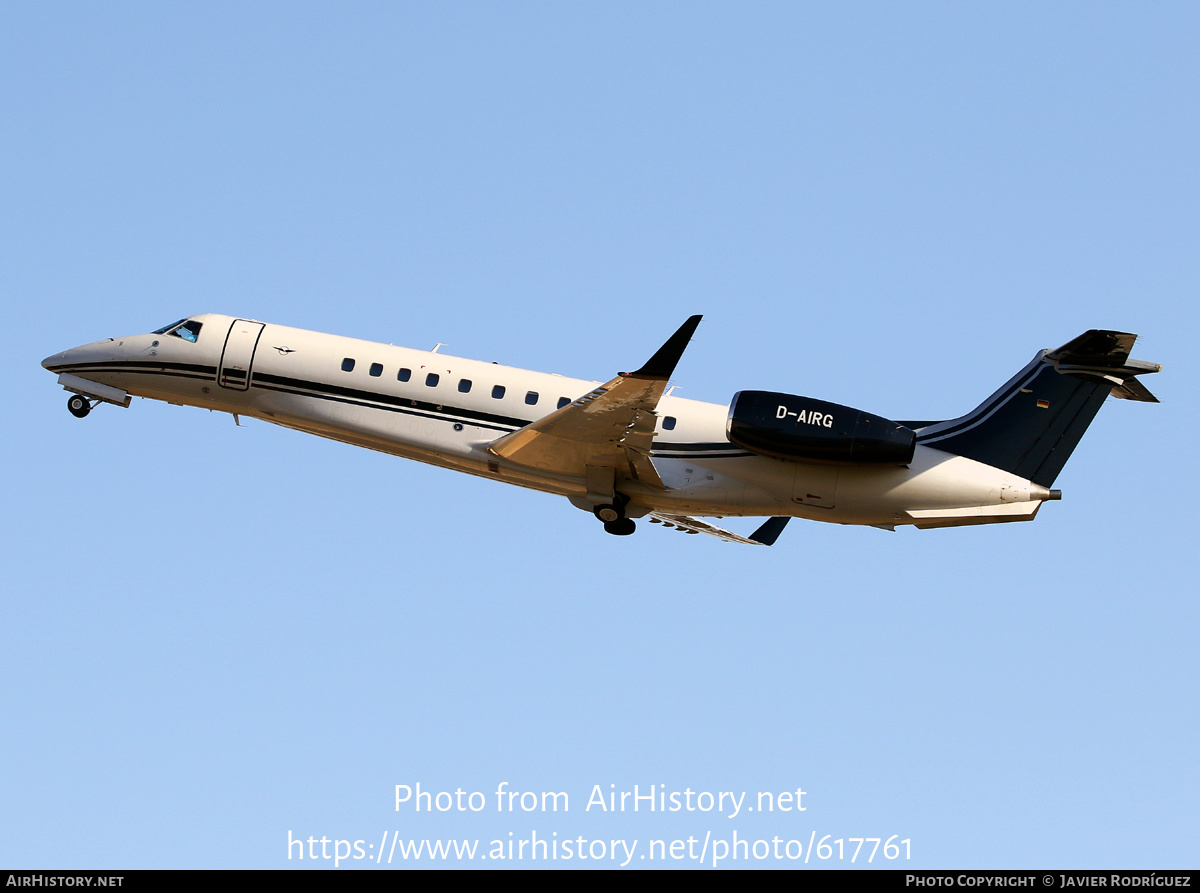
[431,343,446,353]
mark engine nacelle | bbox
[727,390,916,465]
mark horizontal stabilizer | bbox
[1046,328,1162,403]
[1109,377,1158,403]
[1044,329,1139,366]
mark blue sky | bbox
[2,2,1196,869]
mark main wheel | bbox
[593,504,622,523]
[67,394,91,418]
[603,518,636,536]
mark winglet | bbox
[630,315,703,380]
[749,516,790,546]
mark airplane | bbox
[42,314,1160,545]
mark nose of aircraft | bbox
[41,339,119,374]
[42,349,71,372]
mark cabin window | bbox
[341,358,355,372]
[397,368,411,382]
[557,397,571,409]
[663,416,676,430]
[492,385,506,399]
[369,363,383,377]
[525,391,539,406]
[458,379,472,393]
[425,373,440,387]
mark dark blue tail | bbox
[913,330,1160,487]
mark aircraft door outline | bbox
[218,319,265,391]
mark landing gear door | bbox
[218,320,265,391]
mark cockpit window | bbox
[152,319,203,342]
[172,320,202,342]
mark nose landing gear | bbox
[67,394,93,418]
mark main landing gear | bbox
[593,501,636,537]
[66,394,94,418]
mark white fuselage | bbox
[43,314,1051,529]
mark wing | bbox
[649,514,791,546]
[486,316,703,488]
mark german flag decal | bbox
[1036,399,1050,409]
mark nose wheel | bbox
[66,394,93,418]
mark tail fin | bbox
[914,330,1161,487]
